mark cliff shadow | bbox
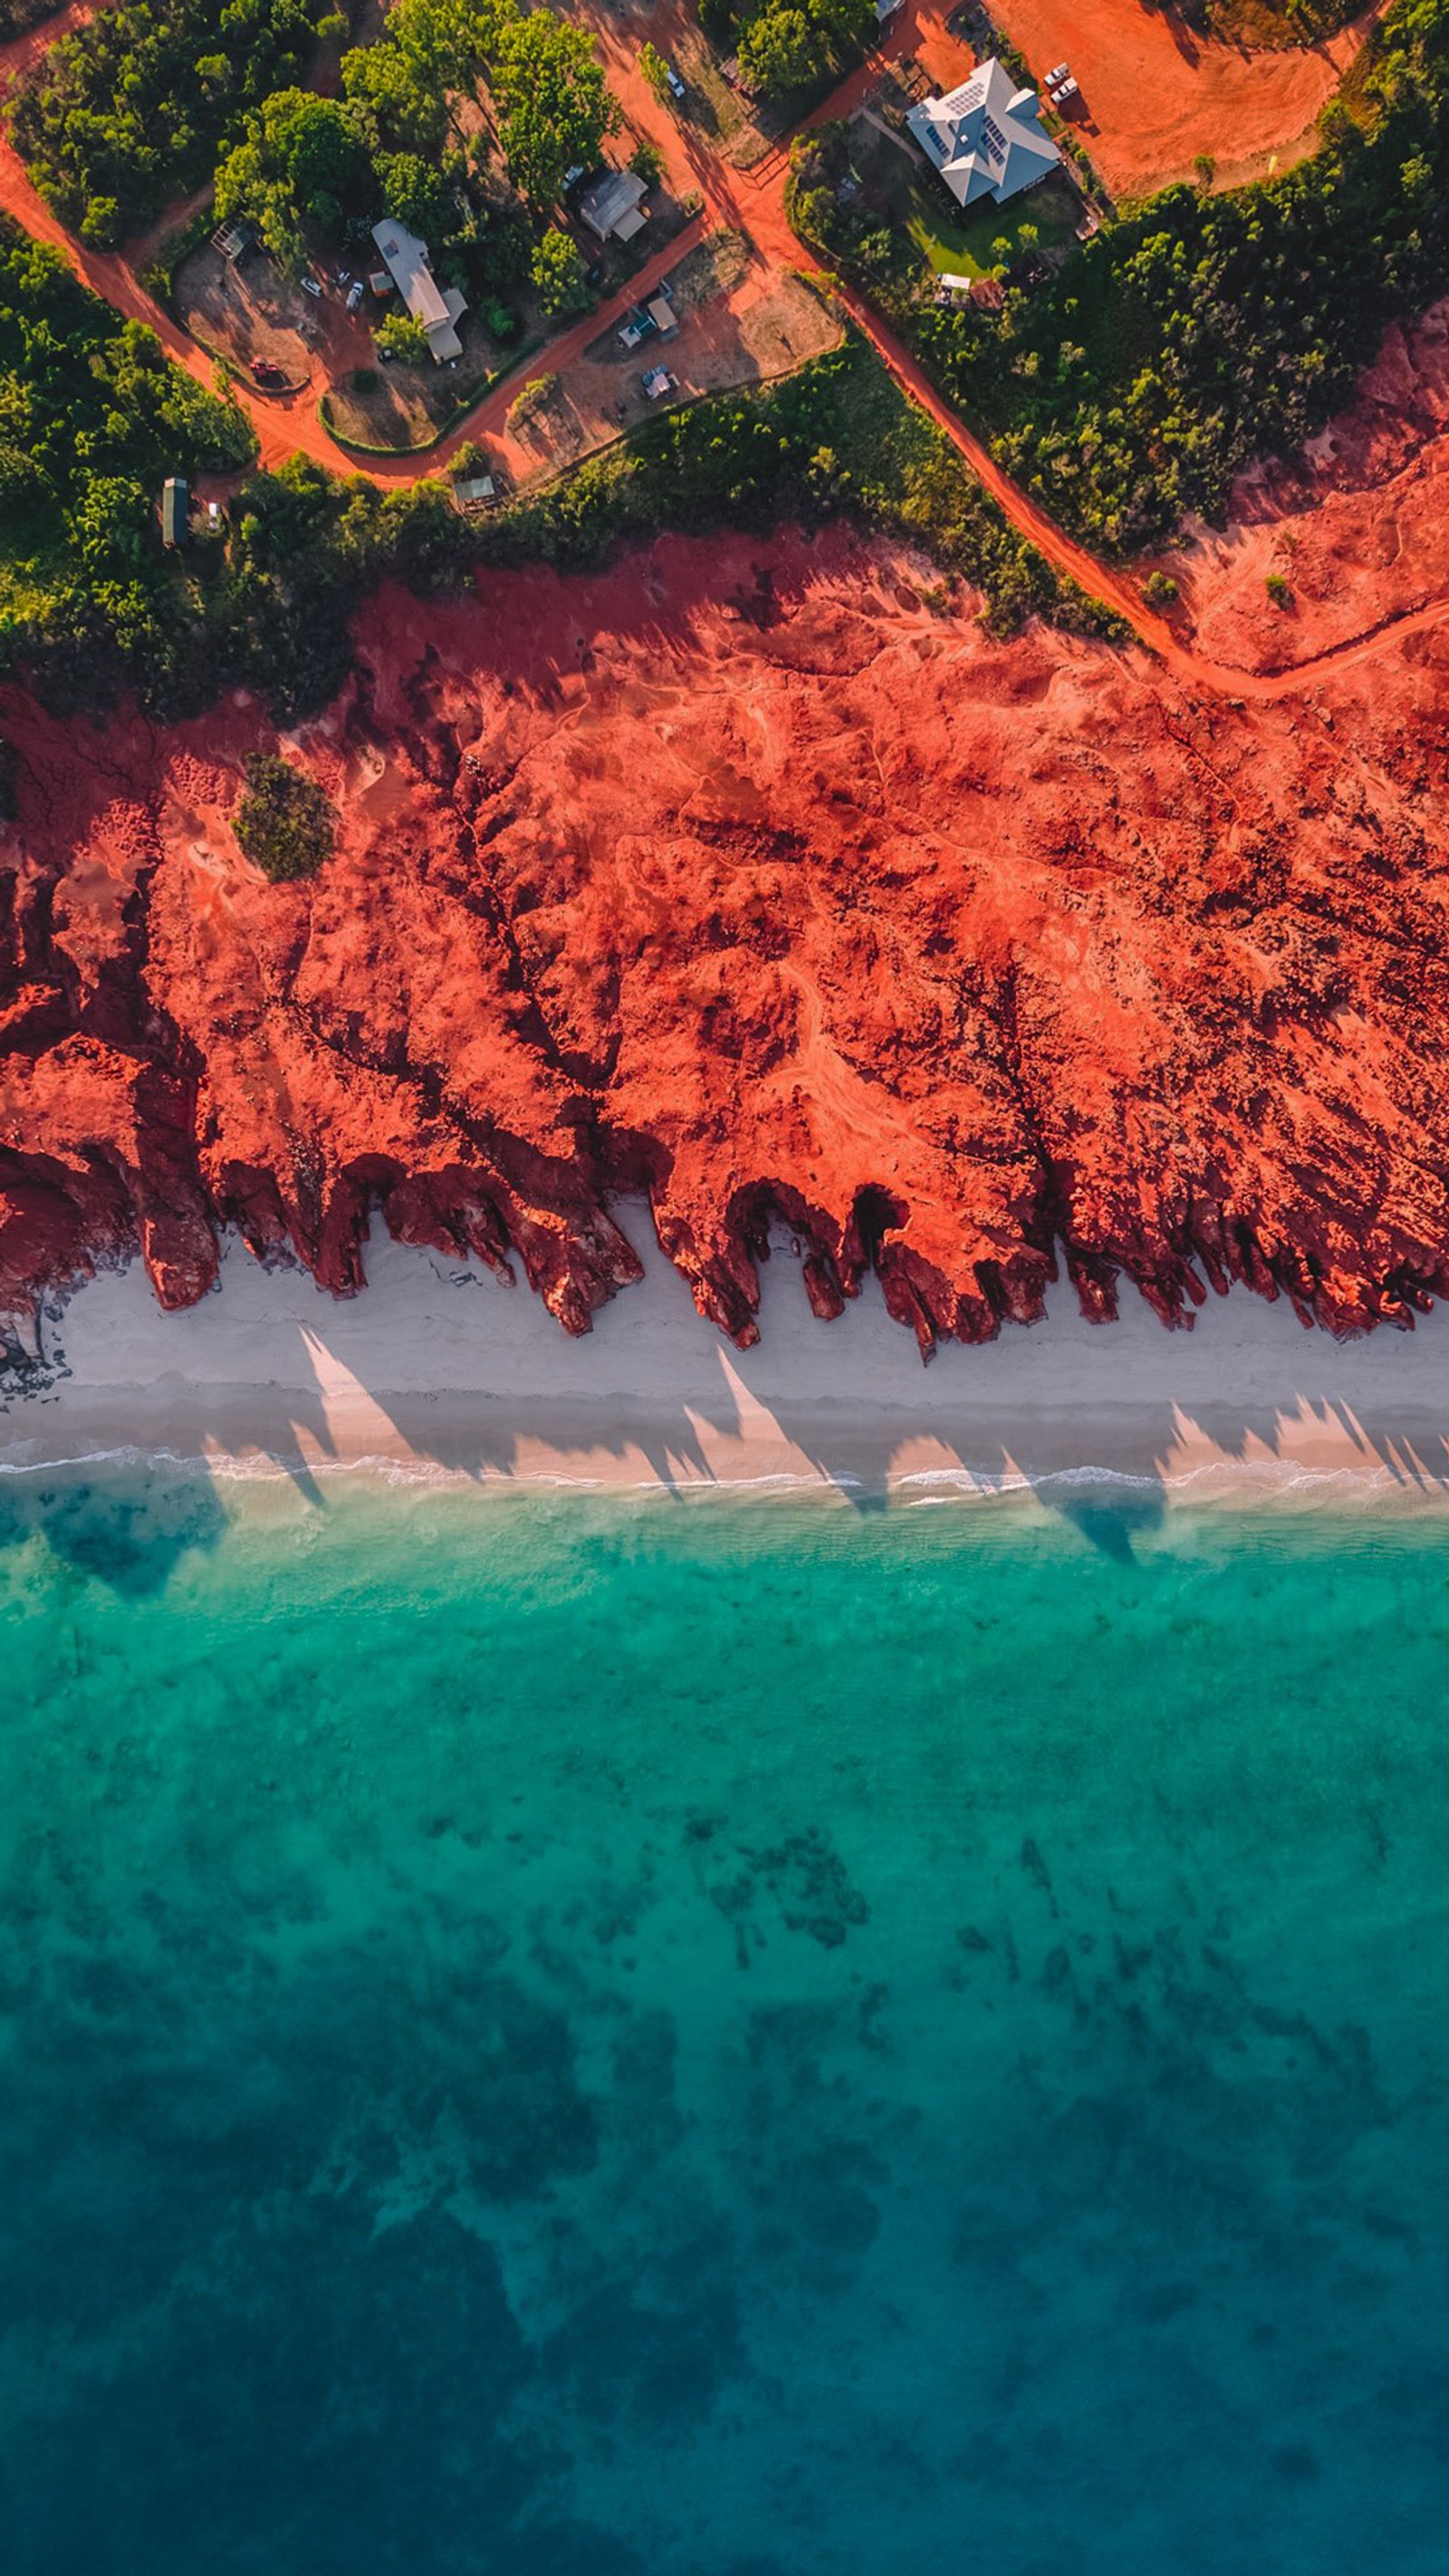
[20,1227,1449,1583]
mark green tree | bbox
[376,150,462,243]
[377,312,432,363]
[68,474,153,577]
[738,6,817,96]
[492,9,620,213]
[340,38,449,156]
[388,0,496,91]
[638,39,671,101]
[233,752,336,881]
[215,88,369,265]
[531,224,590,316]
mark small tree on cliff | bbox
[234,754,335,881]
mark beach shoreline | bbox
[5,1211,1449,1517]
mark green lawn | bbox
[904,169,1080,279]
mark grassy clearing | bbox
[904,170,1081,279]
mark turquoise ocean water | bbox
[3,1464,1447,2574]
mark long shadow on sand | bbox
[13,1211,1449,1592]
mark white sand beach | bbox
[6,1206,1449,1514]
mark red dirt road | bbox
[2,0,1440,703]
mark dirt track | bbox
[0,0,1436,702]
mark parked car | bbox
[665,62,686,99]
[345,281,364,312]
[249,357,284,386]
[301,275,322,300]
[617,306,657,350]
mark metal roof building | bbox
[576,169,649,244]
[370,218,468,362]
[906,60,1060,209]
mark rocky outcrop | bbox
[5,520,1449,1358]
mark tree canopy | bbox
[9,0,327,244]
[215,90,371,269]
[531,223,590,316]
[0,219,254,699]
[737,0,872,99]
[491,9,621,212]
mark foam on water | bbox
[3,1466,1447,2573]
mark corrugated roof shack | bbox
[577,169,649,245]
[160,476,189,547]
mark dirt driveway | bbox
[496,234,840,489]
[988,0,1386,198]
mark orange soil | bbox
[989,0,1386,199]
[1170,302,1449,668]
[7,363,1449,1357]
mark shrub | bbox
[638,40,671,101]
[531,225,590,318]
[507,371,559,430]
[377,312,431,364]
[1265,570,1293,606]
[233,753,335,880]
[1142,569,1179,606]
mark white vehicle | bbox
[345,281,364,312]
[666,63,686,99]
[1046,61,1070,84]
[301,275,322,299]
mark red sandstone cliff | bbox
[5,509,1449,1360]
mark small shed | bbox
[577,168,649,245]
[645,293,676,335]
[452,474,496,514]
[160,476,189,547]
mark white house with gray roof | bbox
[371,217,468,362]
[906,59,1059,211]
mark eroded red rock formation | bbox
[5,514,1449,1358]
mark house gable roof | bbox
[906,58,1059,209]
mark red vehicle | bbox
[250,358,284,388]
